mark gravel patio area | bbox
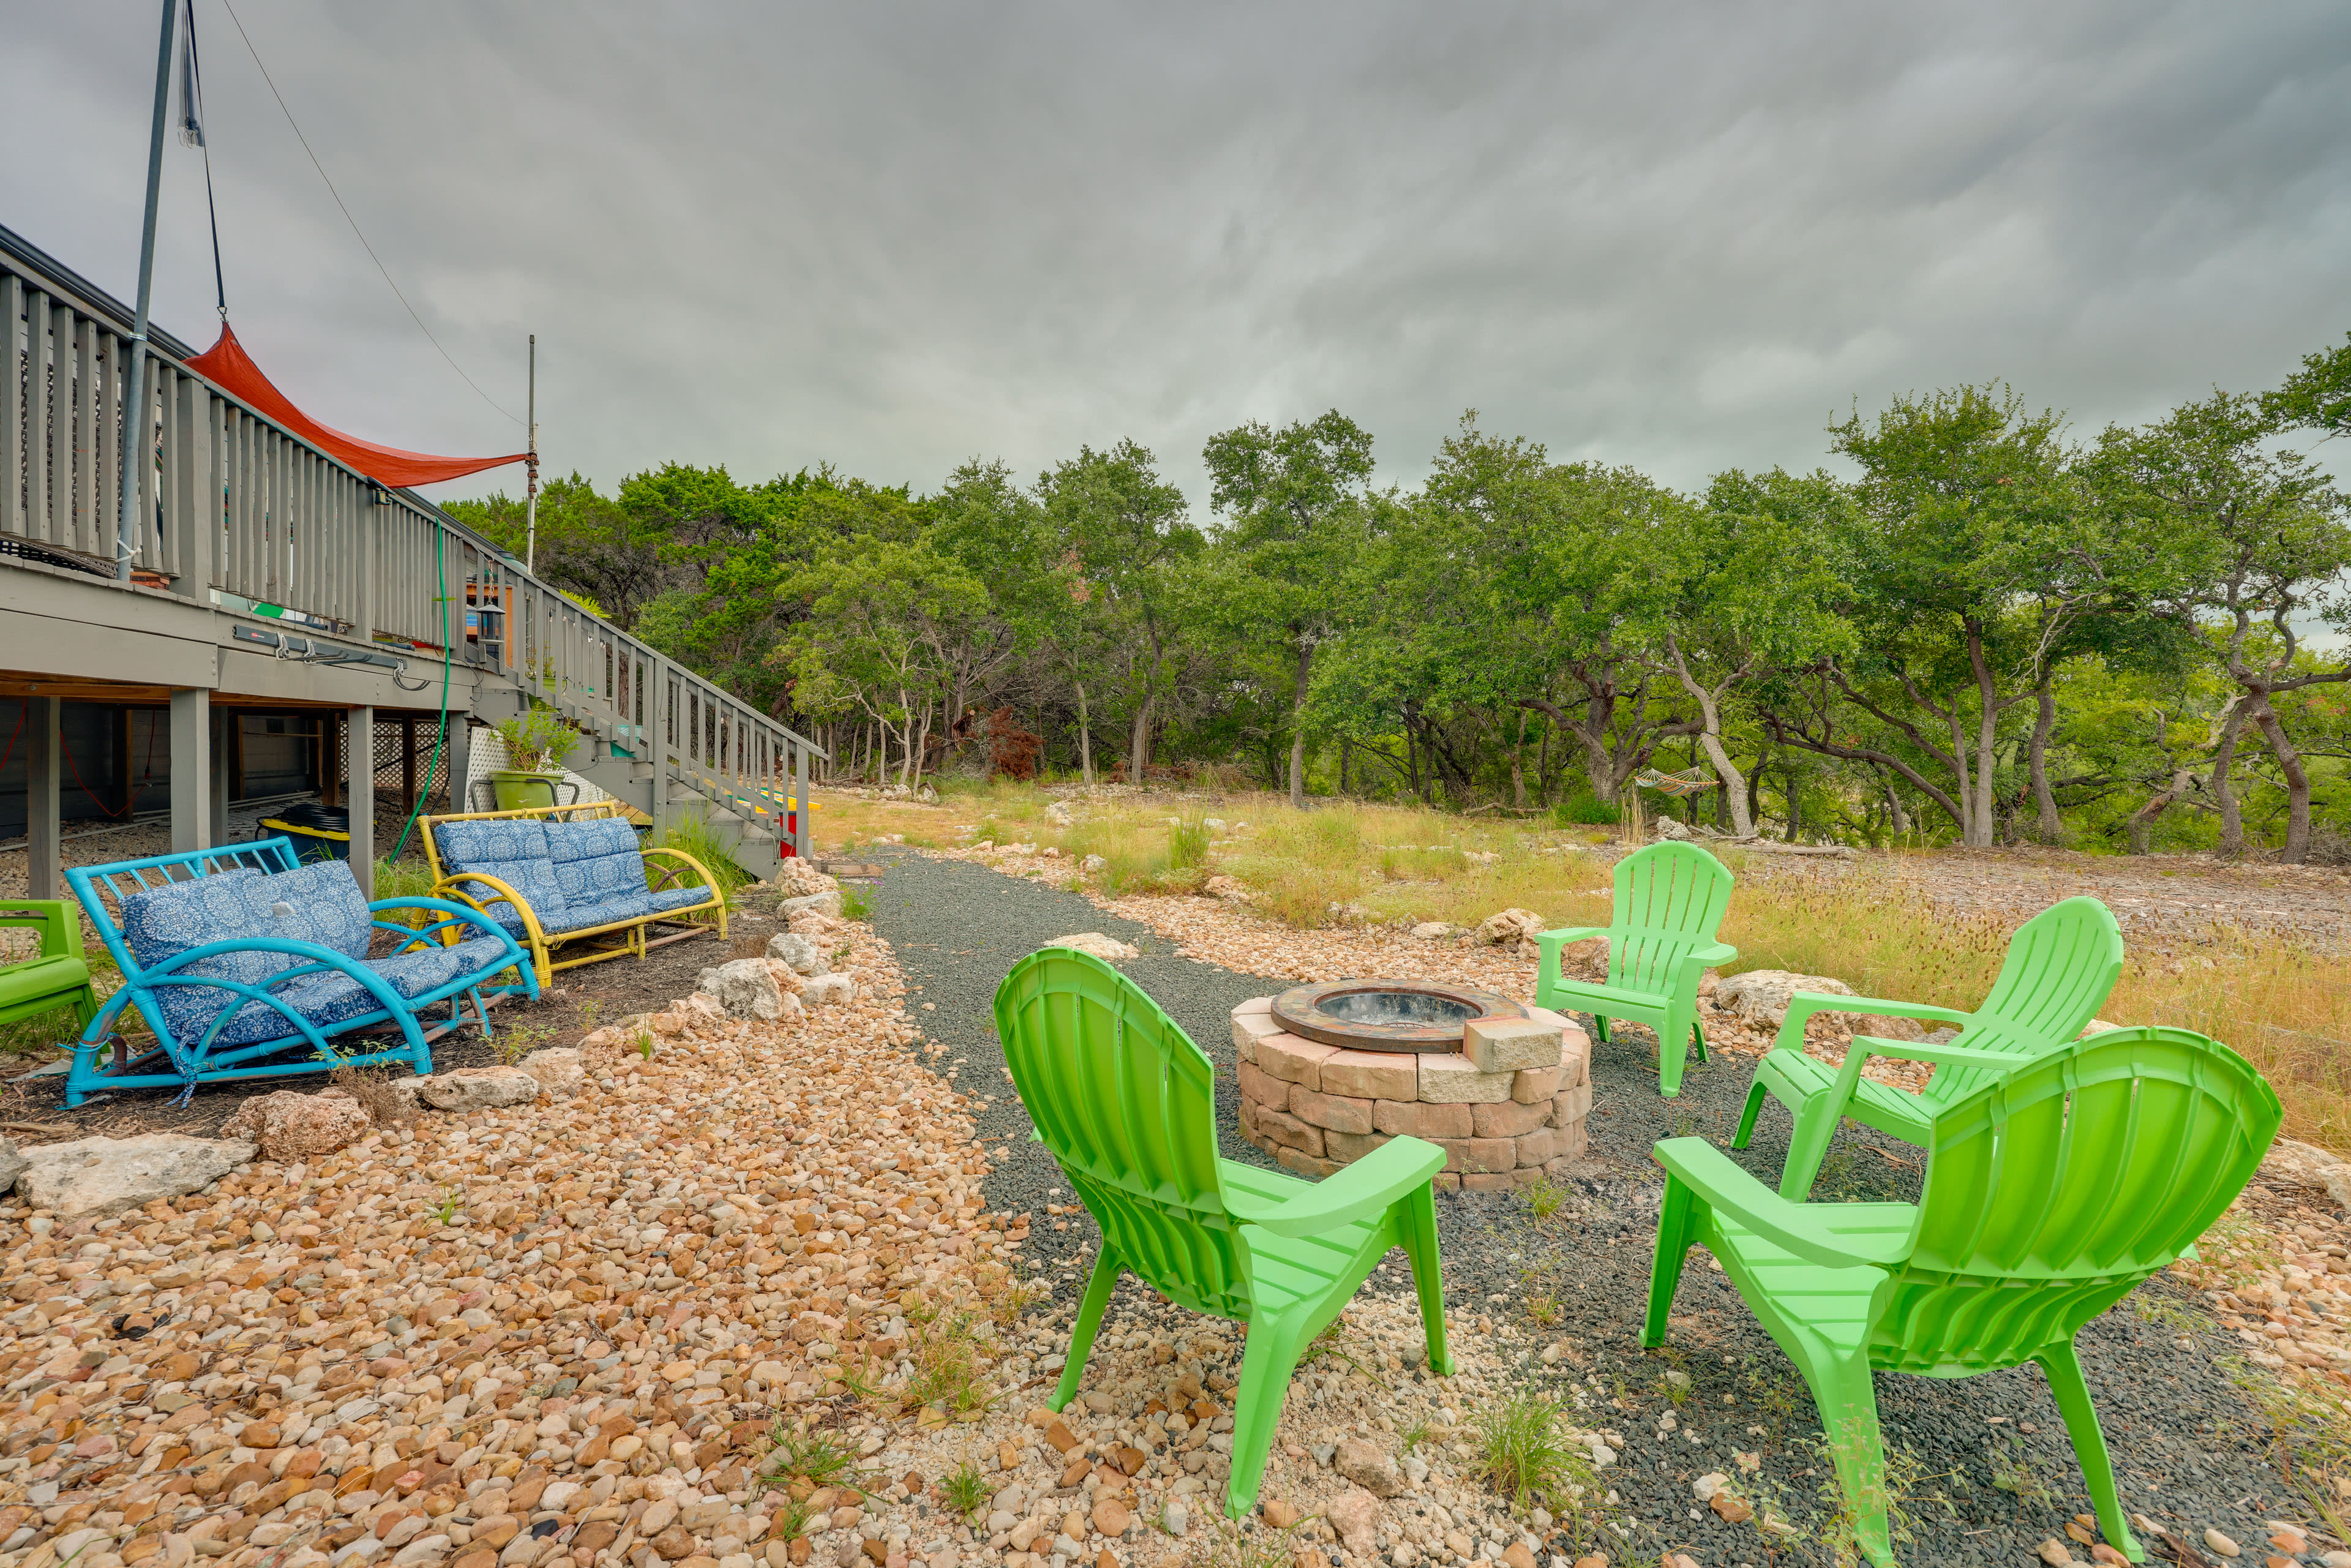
[870,847,2339,1567]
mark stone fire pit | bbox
[1232,985,1591,1192]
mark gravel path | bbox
[871,848,2331,1567]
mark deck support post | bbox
[347,706,373,896]
[24,697,61,898]
[445,714,473,813]
[169,688,210,852]
[209,708,230,847]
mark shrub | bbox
[1553,795,1618,827]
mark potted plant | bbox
[489,705,582,811]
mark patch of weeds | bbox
[2122,1286,2202,1334]
[905,1310,993,1416]
[1811,1140,1863,1198]
[2218,1352,2351,1538]
[1985,1431,2058,1512]
[762,1420,862,1487]
[489,1023,549,1067]
[1181,1516,1303,1568]
[1667,1106,1704,1141]
[329,1063,415,1128]
[1168,814,1210,871]
[1474,1392,1588,1513]
[1524,1293,1562,1330]
[1521,1177,1568,1221]
[1399,1417,1436,1454]
[633,1025,658,1060]
[577,999,603,1037]
[1812,1435,1948,1567]
[1300,1316,1391,1392]
[432,1185,464,1225]
[768,1493,817,1544]
[940,1457,991,1520]
[840,884,872,921]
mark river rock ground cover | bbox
[1,831,2345,1568]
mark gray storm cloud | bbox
[4,1,2346,503]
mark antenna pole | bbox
[524,333,539,572]
[117,0,180,582]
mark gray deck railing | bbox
[2,228,823,846]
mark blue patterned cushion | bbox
[120,865,378,1048]
[370,935,516,998]
[547,819,653,925]
[256,861,375,959]
[560,894,658,932]
[435,818,571,935]
[646,884,713,915]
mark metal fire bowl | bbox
[1269,980,1527,1054]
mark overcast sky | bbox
[6,2,2348,512]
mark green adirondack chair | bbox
[1731,895,2124,1199]
[1649,1024,2279,1566]
[0,898,99,1036]
[994,947,1452,1518]
[1533,841,1736,1097]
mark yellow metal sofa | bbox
[419,801,729,988]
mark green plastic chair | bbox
[1649,1024,2279,1566]
[0,899,99,1037]
[1732,895,2124,1199]
[994,947,1452,1518]
[1534,841,1736,1097]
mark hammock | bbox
[1634,766,1719,798]
[186,323,528,489]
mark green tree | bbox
[1202,410,1376,809]
[1659,470,1854,837]
[1037,441,1201,781]
[2088,388,2351,861]
[1774,385,2097,846]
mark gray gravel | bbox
[868,847,2321,1567]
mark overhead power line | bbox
[215,0,523,426]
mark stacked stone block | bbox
[1231,997,1592,1191]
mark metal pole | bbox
[116,0,179,581]
[523,333,538,571]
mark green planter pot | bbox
[488,768,567,811]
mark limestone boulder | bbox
[697,958,788,1021]
[779,890,844,921]
[1048,932,1139,962]
[17,1133,255,1218]
[801,973,857,1008]
[220,1090,372,1162]
[414,1066,542,1112]
[1712,969,1924,1041]
[765,932,831,976]
[520,1048,587,1098]
[1474,908,1545,946]
[0,1136,26,1193]
[2265,1138,2351,1209]
[776,860,839,899]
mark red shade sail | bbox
[186,322,528,489]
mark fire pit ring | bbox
[1269,980,1526,1054]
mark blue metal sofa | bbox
[62,836,535,1106]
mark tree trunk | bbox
[1745,740,1772,835]
[1965,625,2000,848]
[2210,703,2247,857]
[1339,737,1351,798]
[1880,773,1910,836]
[1129,696,1153,784]
[1288,639,1311,811]
[1782,759,1802,842]
[2248,694,2314,863]
[1075,683,1094,787]
[2027,681,2063,844]
[1662,641,1755,838]
[2125,768,2199,854]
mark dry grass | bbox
[807,782,2351,1154]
